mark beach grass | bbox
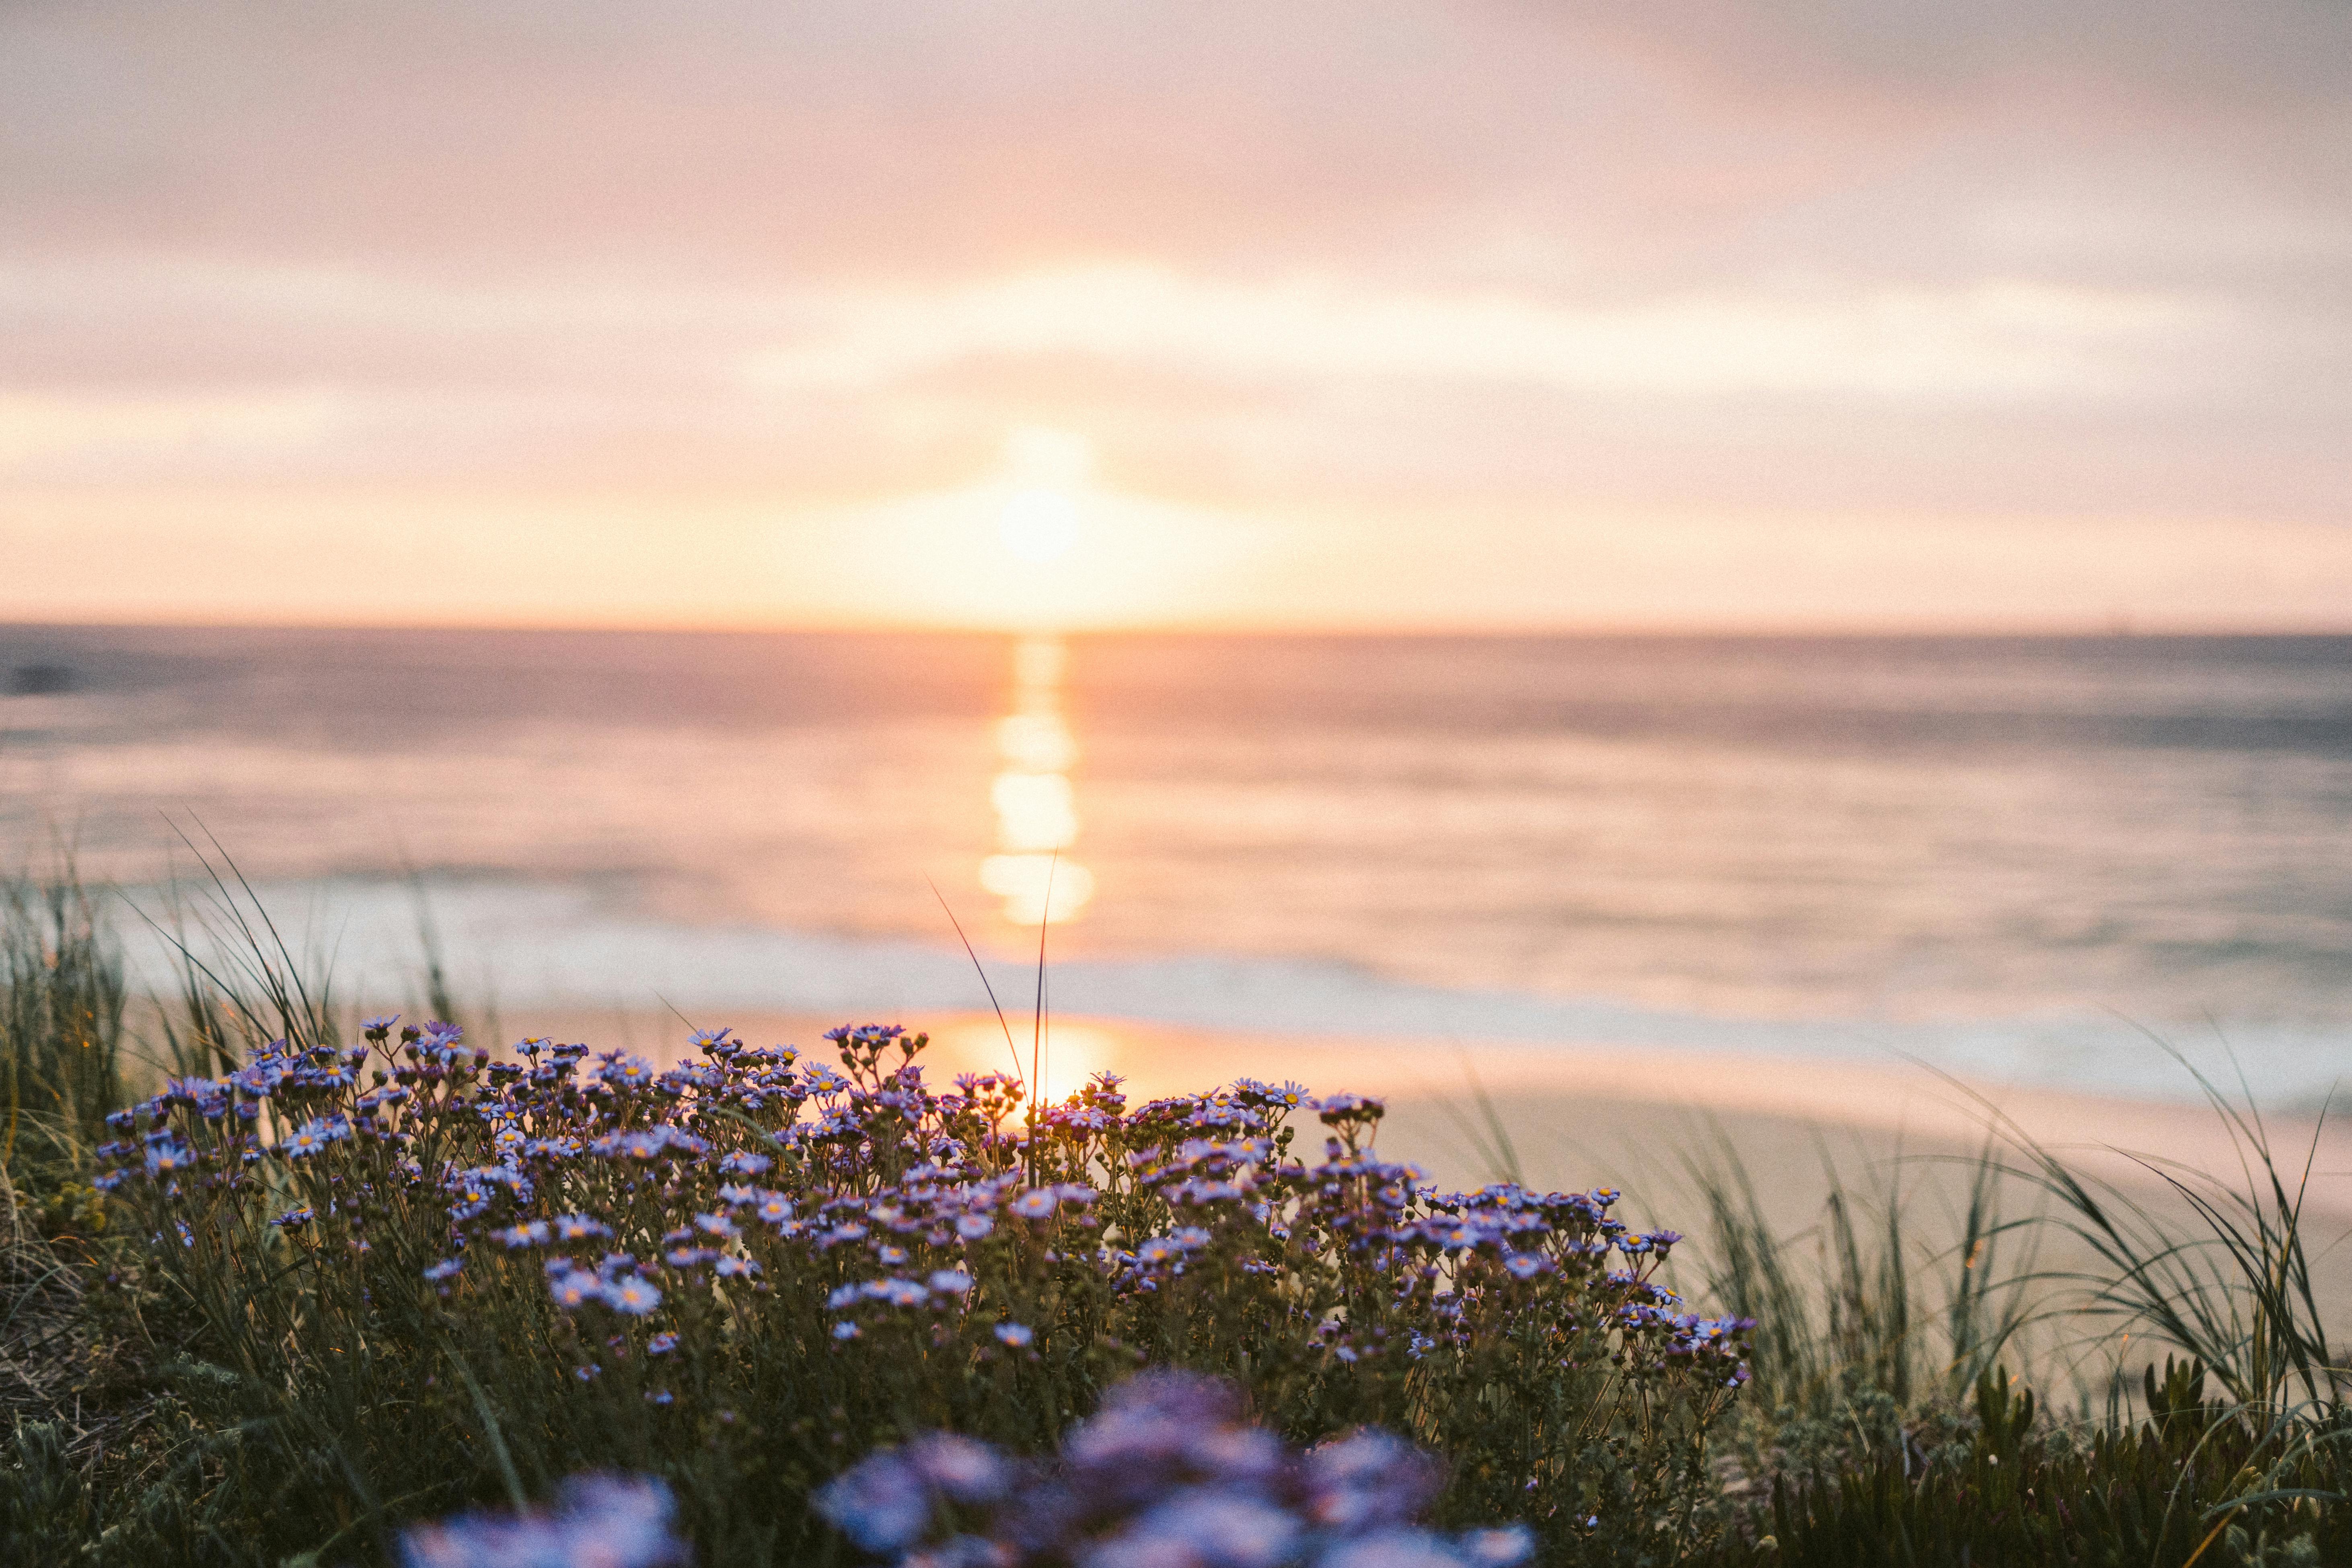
[2,865,2348,1566]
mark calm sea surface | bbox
[4,625,2350,1101]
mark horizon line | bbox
[6,611,2352,641]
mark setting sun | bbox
[999,489,1081,563]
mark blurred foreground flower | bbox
[816,1371,1533,1568]
[399,1473,691,1568]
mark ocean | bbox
[4,624,2349,1103]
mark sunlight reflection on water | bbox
[980,635,1095,925]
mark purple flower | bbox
[1457,1525,1536,1566]
[870,1277,929,1308]
[1316,1529,1468,1568]
[550,1270,600,1309]
[601,1055,656,1091]
[164,1075,219,1106]
[604,1276,663,1315]
[815,1449,931,1554]
[1306,1431,1442,1532]
[907,1432,1011,1504]
[399,1473,687,1568]
[1313,1092,1386,1126]
[424,1258,463,1282]
[277,1116,349,1159]
[646,1331,678,1356]
[993,1322,1033,1348]
[808,1371,1536,1568]
[1118,1490,1301,1568]
[229,1060,286,1095]
[1062,1371,1244,1484]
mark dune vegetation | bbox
[2,867,2347,1566]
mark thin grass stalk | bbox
[1937,1054,2347,1418]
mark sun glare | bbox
[1000,489,1080,563]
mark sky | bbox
[4,0,2350,631]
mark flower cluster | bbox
[399,1473,689,1568]
[819,1371,1534,1568]
[102,1014,1749,1554]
